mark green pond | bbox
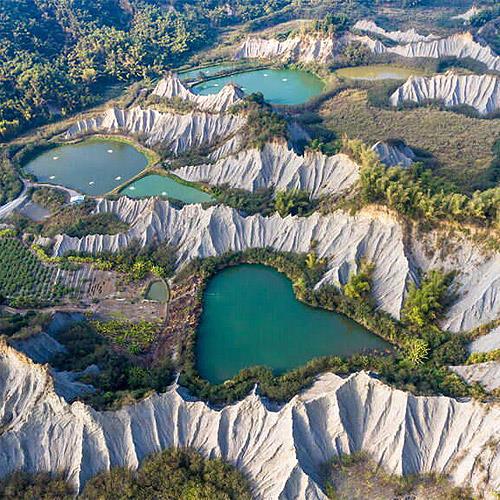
[179,63,237,81]
[192,68,324,105]
[24,139,148,196]
[146,280,169,302]
[196,264,389,384]
[335,65,423,80]
[122,174,213,203]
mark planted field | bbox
[0,237,63,305]
[320,89,500,191]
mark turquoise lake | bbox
[196,264,389,384]
[192,68,324,105]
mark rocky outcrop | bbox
[65,107,245,154]
[390,73,500,115]
[52,199,412,318]
[353,20,438,43]
[451,361,500,391]
[356,32,500,72]
[152,74,244,112]
[9,332,66,364]
[371,140,415,168]
[173,142,359,198]
[0,341,499,497]
[50,199,500,330]
[235,35,340,64]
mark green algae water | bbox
[335,65,424,80]
[192,68,324,105]
[179,63,238,81]
[146,280,169,302]
[24,139,148,196]
[122,174,213,203]
[196,264,389,384]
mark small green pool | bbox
[335,65,423,80]
[146,280,169,302]
[122,174,213,204]
[192,68,324,105]
[24,139,148,195]
[179,63,238,81]
[196,264,389,384]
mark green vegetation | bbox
[237,93,288,148]
[344,137,500,229]
[325,451,473,500]
[0,471,74,500]
[82,448,252,499]
[31,187,66,210]
[212,186,275,215]
[0,152,23,206]
[51,320,173,409]
[320,89,500,190]
[275,188,312,217]
[343,261,374,301]
[0,449,251,500]
[0,236,66,307]
[90,319,160,354]
[402,270,452,328]
[0,0,295,139]
[467,349,500,365]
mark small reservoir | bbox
[196,264,389,384]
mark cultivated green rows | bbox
[0,237,63,303]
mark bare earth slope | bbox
[0,341,499,498]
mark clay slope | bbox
[353,20,438,43]
[356,32,500,71]
[390,73,500,114]
[65,107,244,154]
[0,341,499,498]
[50,199,500,330]
[173,142,359,198]
[371,141,415,168]
[234,35,339,64]
[152,74,244,112]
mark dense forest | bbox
[0,0,288,139]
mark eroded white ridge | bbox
[0,341,499,497]
[353,19,439,44]
[152,74,245,112]
[65,106,245,154]
[389,73,499,115]
[174,142,359,198]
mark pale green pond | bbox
[179,63,238,80]
[146,280,169,302]
[192,68,324,105]
[24,139,148,195]
[122,174,213,204]
[335,65,424,80]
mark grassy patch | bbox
[320,89,500,191]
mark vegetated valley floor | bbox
[320,89,500,191]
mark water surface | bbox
[192,68,324,105]
[179,63,238,81]
[122,174,213,203]
[24,139,148,195]
[146,280,169,302]
[196,264,389,384]
[335,65,423,80]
